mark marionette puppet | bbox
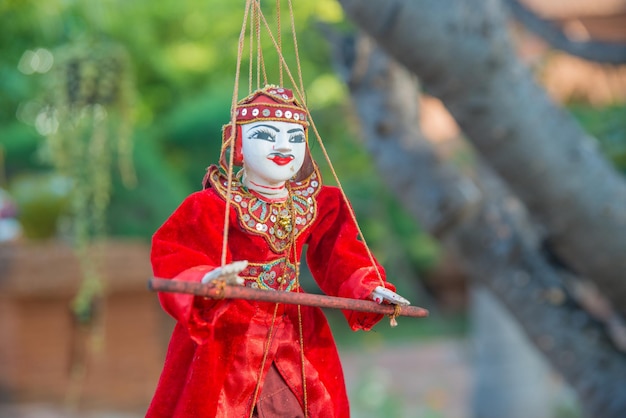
[146,2,427,417]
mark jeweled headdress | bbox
[220,85,313,179]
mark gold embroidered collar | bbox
[206,165,321,253]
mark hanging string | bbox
[280,182,309,416]
[293,236,308,415]
[259,45,268,86]
[224,0,386,297]
[254,0,269,89]
[247,303,280,418]
[248,196,305,416]
[255,8,386,287]
[255,1,261,90]
[276,0,283,85]
[287,0,305,102]
[297,305,308,412]
[220,0,253,267]
[304,107,385,286]
[222,3,386,415]
[249,3,255,94]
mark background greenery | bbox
[1,0,624,313]
[0,0,440,308]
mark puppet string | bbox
[288,182,309,416]
[256,9,386,287]
[214,280,227,299]
[248,303,280,418]
[287,0,305,99]
[249,3,254,93]
[276,0,283,85]
[389,304,402,327]
[221,0,253,268]
[297,303,308,414]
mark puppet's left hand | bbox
[201,260,248,286]
[370,286,410,306]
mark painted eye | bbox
[250,129,276,141]
[289,134,305,143]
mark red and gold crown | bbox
[221,85,309,167]
[233,85,308,127]
[211,85,315,185]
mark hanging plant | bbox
[42,38,136,324]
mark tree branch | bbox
[329,31,626,417]
[338,0,626,315]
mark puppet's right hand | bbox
[371,286,410,306]
[201,260,248,286]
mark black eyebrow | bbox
[287,128,305,134]
[250,124,280,132]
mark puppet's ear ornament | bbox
[220,123,244,169]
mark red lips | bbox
[268,154,294,166]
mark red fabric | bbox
[146,168,396,417]
[253,363,305,417]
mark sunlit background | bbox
[1,0,625,417]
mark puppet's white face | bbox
[241,121,306,186]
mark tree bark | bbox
[329,32,626,418]
[336,0,626,315]
[471,286,570,418]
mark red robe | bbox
[146,165,395,417]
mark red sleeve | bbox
[151,190,232,341]
[306,186,396,331]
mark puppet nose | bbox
[274,134,292,152]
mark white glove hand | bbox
[201,260,248,286]
[370,286,410,306]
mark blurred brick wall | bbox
[0,240,174,413]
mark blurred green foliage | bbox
[569,104,626,173]
[3,1,623,306]
[0,0,438,299]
